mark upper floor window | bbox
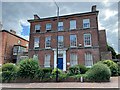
[46,23,52,31]
[70,35,77,47]
[58,22,63,31]
[34,37,40,49]
[44,54,51,68]
[83,19,90,28]
[35,24,40,32]
[45,36,51,48]
[70,53,78,66]
[85,52,93,67]
[84,34,91,47]
[70,20,76,30]
[58,36,64,48]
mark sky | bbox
[1,0,119,53]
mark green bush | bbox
[18,58,39,79]
[86,63,111,82]
[51,68,68,81]
[68,64,88,76]
[117,62,120,76]
[2,63,18,82]
[34,68,44,81]
[102,60,118,76]
[42,68,53,81]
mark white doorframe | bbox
[53,48,67,71]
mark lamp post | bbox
[53,0,59,82]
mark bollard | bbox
[80,76,83,82]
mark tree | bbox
[107,45,116,59]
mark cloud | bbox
[2,2,118,53]
[103,9,118,20]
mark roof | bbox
[28,11,99,23]
[0,30,29,42]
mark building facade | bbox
[0,30,29,65]
[28,5,110,71]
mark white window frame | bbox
[44,54,51,68]
[58,22,63,31]
[34,37,40,49]
[85,52,93,67]
[35,24,40,32]
[83,19,90,28]
[84,34,92,47]
[70,34,77,47]
[70,20,76,30]
[58,36,64,48]
[70,53,78,66]
[33,54,38,61]
[45,36,51,48]
[46,23,52,30]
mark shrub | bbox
[68,64,88,76]
[2,63,18,82]
[86,63,111,82]
[117,62,120,76]
[102,60,118,76]
[18,58,39,79]
[34,68,44,81]
[42,68,53,81]
[51,68,68,81]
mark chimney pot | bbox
[34,14,40,20]
[91,5,96,12]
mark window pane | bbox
[70,20,76,30]
[70,35,77,47]
[34,37,39,49]
[70,53,77,66]
[85,53,93,67]
[58,36,64,48]
[45,36,51,48]
[44,54,50,67]
[35,24,40,32]
[83,19,90,28]
[58,22,63,31]
[46,23,52,30]
[84,34,91,47]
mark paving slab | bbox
[1,77,119,89]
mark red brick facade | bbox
[0,30,29,64]
[28,6,108,70]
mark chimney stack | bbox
[0,22,3,30]
[34,14,40,20]
[91,5,96,12]
[10,29,16,35]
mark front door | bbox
[57,58,63,70]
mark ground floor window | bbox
[33,54,38,61]
[85,52,93,67]
[70,53,78,66]
[44,54,51,67]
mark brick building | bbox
[0,30,29,65]
[28,5,111,71]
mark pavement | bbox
[1,77,119,89]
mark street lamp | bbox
[53,0,59,82]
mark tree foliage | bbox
[107,45,116,59]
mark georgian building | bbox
[28,5,111,71]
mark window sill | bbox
[84,46,92,48]
[45,47,51,49]
[70,46,77,48]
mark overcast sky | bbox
[1,0,119,53]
